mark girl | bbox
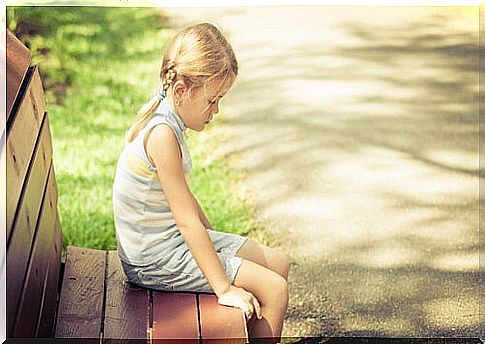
[112,22,289,341]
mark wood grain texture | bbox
[104,250,149,342]
[6,112,52,335]
[0,118,6,317]
[198,293,248,344]
[6,29,32,124]
[152,291,199,344]
[7,66,46,241]
[10,164,57,337]
[35,204,63,337]
[55,246,106,339]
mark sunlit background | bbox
[160,5,482,337]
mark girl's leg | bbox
[233,259,289,342]
[236,239,289,280]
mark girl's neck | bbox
[166,91,188,129]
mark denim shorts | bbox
[120,229,248,293]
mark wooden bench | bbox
[5,29,248,343]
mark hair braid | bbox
[162,67,177,91]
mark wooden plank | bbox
[198,293,248,344]
[10,163,57,337]
[6,66,46,241]
[35,203,63,337]
[104,250,149,342]
[1,137,6,338]
[152,291,199,344]
[0,128,6,281]
[55,246,106,339]
[6,112,52,336]
[6,29,32,124]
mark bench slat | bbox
[7,66,46,242]
[152,291,199,343]
[6,29,32,126]
[6,113,52,335]
[35,208,63,337]
[104,251,149,341]
[10,163,58,337]
[198,293,248,344]
[55,246,106,339]
[0,125,5,309]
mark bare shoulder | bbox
[145,124,181,171]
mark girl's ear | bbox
[173,79,187,103]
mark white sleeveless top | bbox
[112,98,192,265]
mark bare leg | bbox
[234,259,289,342]
[236,239,289,280]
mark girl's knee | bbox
[273,249,289,281]
[235,259,288,308]
[237,240,289,280]
[267,274,289,307]
[259,244,289,280]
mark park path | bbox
[162,6,480,338]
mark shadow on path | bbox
[164,6,481,337]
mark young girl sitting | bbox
[112,22,289,341]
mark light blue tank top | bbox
[112,98,192,265]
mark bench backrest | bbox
[5,29,63,338]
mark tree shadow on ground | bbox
[215,6,481,337]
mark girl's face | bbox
[174,77,232,132]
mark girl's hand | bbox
[217,285,262,320]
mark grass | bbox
[8,6,262,255]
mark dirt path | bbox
[163,6,480,338]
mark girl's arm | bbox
[147,125,229,295]
[191,193,212,230]
[185,175,212,230]
[147,125,261,320]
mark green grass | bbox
[8,6,261,255]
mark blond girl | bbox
[112,23,289,341]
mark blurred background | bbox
[7,5,482,339]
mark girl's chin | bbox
[186,123,205,132]
[194,124,205,132]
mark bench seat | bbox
[55,246,248,343]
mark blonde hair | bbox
[126,22,238,142]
